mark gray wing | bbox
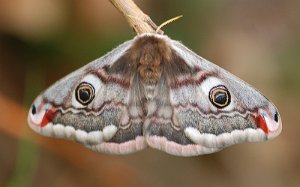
[145,38,282,156]
[28,40,147,154]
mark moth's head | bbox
[200,75,282,140]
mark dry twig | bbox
[109,0,162,34]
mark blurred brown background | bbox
[0,0,299,187]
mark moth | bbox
[28,33,282,156]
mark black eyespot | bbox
[31,104,37,115]
[274,112,279,122]
[209,85,231,108]
[75,82,95,105]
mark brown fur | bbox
[129,36,172,82]
[106,35,195,90]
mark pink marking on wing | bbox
[37,100,45,112]
[87,136,146,154]
[92,101,126,113]
[170,71,211,89]
[146,136,220,156]
[96,68,130,88]
[173,103,200,110]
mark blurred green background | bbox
[0,0,299,187]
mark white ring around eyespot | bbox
[72,74,102,108]
[200,77,234,111]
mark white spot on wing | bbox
[200,77,234,111]
[184,127,202,144]
[75,130,88,143]
[53,124,65,138]
[87,131,103,144]
[103,125,117,141]
[41,123,54,137]
[72,74,102,108]
[185,127,266,148]
[200,77,225,96]
[81,74,102,92]
[86,136,146,154]
[64,126,76,140]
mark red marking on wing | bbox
[256,114,269,133]
[41,107,57,127]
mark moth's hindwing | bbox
[28,33,282,156]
